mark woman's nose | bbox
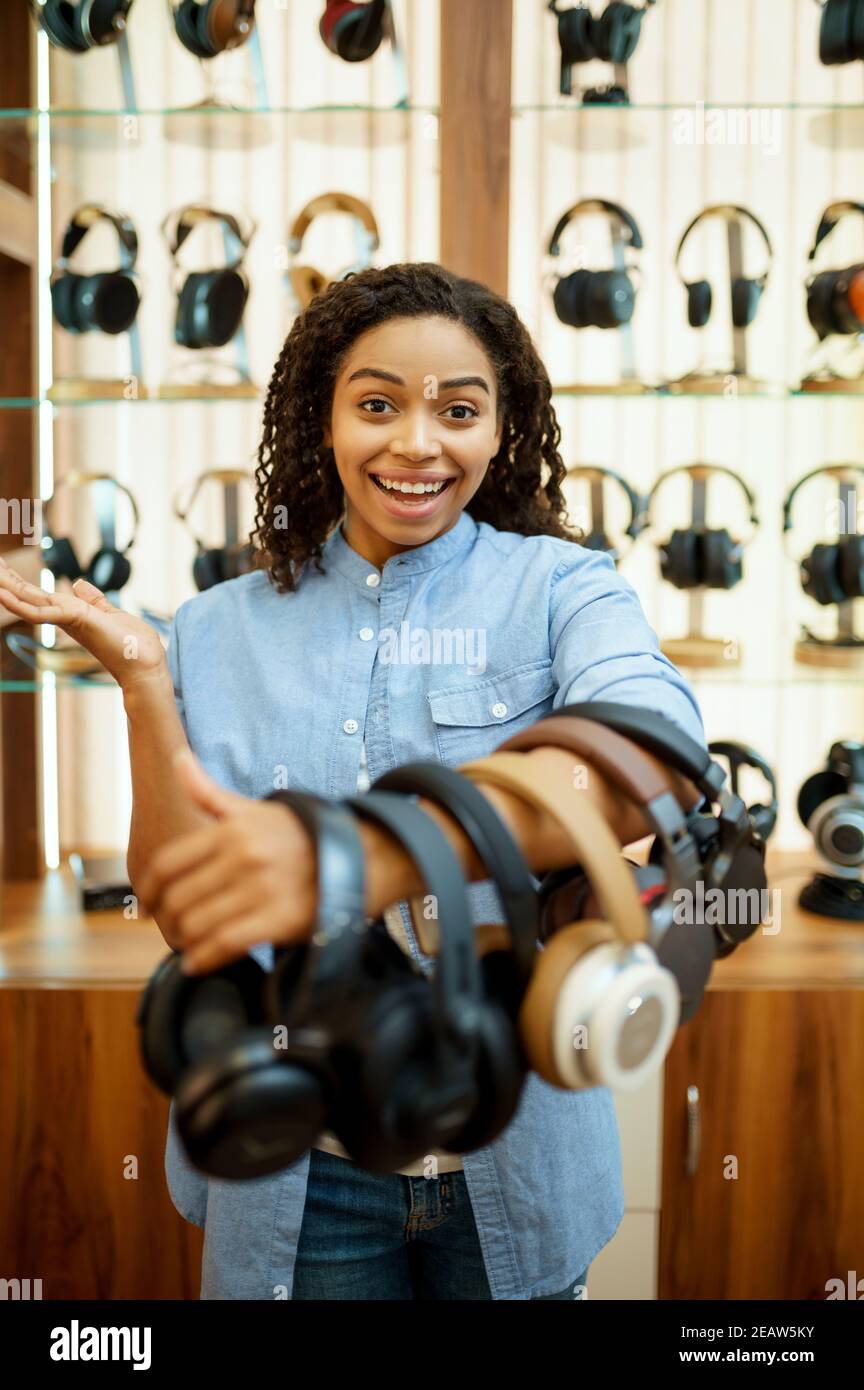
[389,413,442,461]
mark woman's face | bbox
[323,315,502,568]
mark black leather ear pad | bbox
[801,543,846,606]
[589,268,636,327]
[558,4,598,63]
[702,528,742,590]
[51,274,82,331]
[819,0,855,64]
[42,535,82,582]
[660,529,700,588]
[443,978,525,1155]
[686,279,712,327]
[193,548,228,591]
[40,1,90,51]
[798,769,849,828]
[86,547,131,592]
[598,1,643,63]
[553,269,590,328]
[173,0,214,58]
[839,535,864,599]
[177,268,248,348]
[175,1027,328,1179]
[90,271,140,334]
[806,270,842,339]
[731,276,762,328]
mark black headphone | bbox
[798,741,864,879]
[641,464,760,592]
[169,0,255,59]
[547,198,643,329]
[323,791,486,1174]
[674,204,773,330]
[41,471,139,594]
[564,465,643,561]
[172,468,256,591]
[708,742,778,844]
[805,201,864,340]
[28,0,133,51]
[782,464,864,607]
[138,792,368,1180]
[162,204,254,350]
[51,205,140,337]
[319,0,389,62]
[551,702,769,959]
[547,1,657,95]
[817,0,864,64]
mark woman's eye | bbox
[359,397,394,414]
[443,403,479,420]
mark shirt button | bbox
[366,574,380,587]
[343,719,359,734]
[359,627,375,641]
[491,702,508,718]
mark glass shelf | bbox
[514,102,864,112]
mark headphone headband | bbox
[808,200,864,261]
[707,740,779,829]
[643,463,760,540]
[162,204,254,268]
[43,471,140,552]
[781,463,864,533]
[172,467,253,552]
[57,203,138,271]
[547,198,643,259]
[674,203,773,285]
[288,192,381,254]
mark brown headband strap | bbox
[460,751,647,946]
[500,714,703,815]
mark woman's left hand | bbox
[136,751,319,974]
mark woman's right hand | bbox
[0,556,168,691]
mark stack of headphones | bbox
[547,1,657,100]
[138,702,770,1181]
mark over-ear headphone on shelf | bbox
[325,791,485,1173]
[461,747,680,1090]
[564,465,643,560]
[782,464,864,606]
[287,193,380,311]
[169,0,255,58]
[162,204,254,349]
[805,201,864,339]
[499,716,715,1025]
[640,464,760,591]
[707,742,778,844]
[551,702,769,958]
[41,471,139,593]
[27,0,133,51]
[172,468,256,591]
[798,741,864,880]
[51,204,141,337]
[319,0,390,62]
[547,199,643,329]
[817,0,864,65]
[547,2,657,95]
[371,762,538,1150]
[674,204,773,330]
[139,793,368,1179]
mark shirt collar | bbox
[321,509,479,588]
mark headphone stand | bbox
[799,872,864,922]
[795,474,864,667]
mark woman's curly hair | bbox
[251,261,582,593]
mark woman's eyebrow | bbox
[346,367,490,395]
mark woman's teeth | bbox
[371,475,451,495]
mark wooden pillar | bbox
[439,0,512,296]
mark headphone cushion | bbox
[84,0,127,45]
[173,0,215,58]
[839,535,864,599]
[686,279,712,328]
[801,543,846,606]
[806,270,841,340]
[39,1,90,51]
[702,528,742,590]
[86,547,131,593]
[442,997,526,1154]
[89,272,140,335]
[819,0,855,64]
[731,276,762,328]
[661,529,700,589]
[51,274,84,332]
[193,547,228,591]
[797,768,848,829]
[177,268,248,349]
[598,2,643,63]
[518,921,618,1087]
[558,4,598,63]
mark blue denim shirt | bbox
[162,508,707,1300]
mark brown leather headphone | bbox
[287,193,380,309]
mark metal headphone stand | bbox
[659,472,742,670]
[163,27,272,147]
[796,475,864,670]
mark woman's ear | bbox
[322,423,332,448]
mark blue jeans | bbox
[292,1147,589,1300]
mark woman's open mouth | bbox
[368,471,458,518]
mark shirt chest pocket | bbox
[427,659,557,767]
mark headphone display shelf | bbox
[661,636,737,668]
[47,377,148,402]
[795,638,864,670]
[553,381,657,395]
[663,372,781,397]
[797,376,864,394]
[155,380,258,399]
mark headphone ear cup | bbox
[38,0,90,51]
[702,528,742,590]
[518,920,618,1088]
[84,0,127,45]
[597,1,643,63]
[686,279,712,328]
[42,535,82,583]
[819,0,854,64]
[86,547,131,593]
[557,3,598,63]
[289,264,331,310]
[731,276,762,328]
[806,269,841,340]
[839,535,864,599]
[222,543,255,580]
[193,547,228,591]
[173,0,214,58]
[660,529,700,588]
[801,543,846,606]
[797,768,848,829]
[51,273,83,332]
[552,269,589,328]
[91,271,140,335]
[443,986,526,1153]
